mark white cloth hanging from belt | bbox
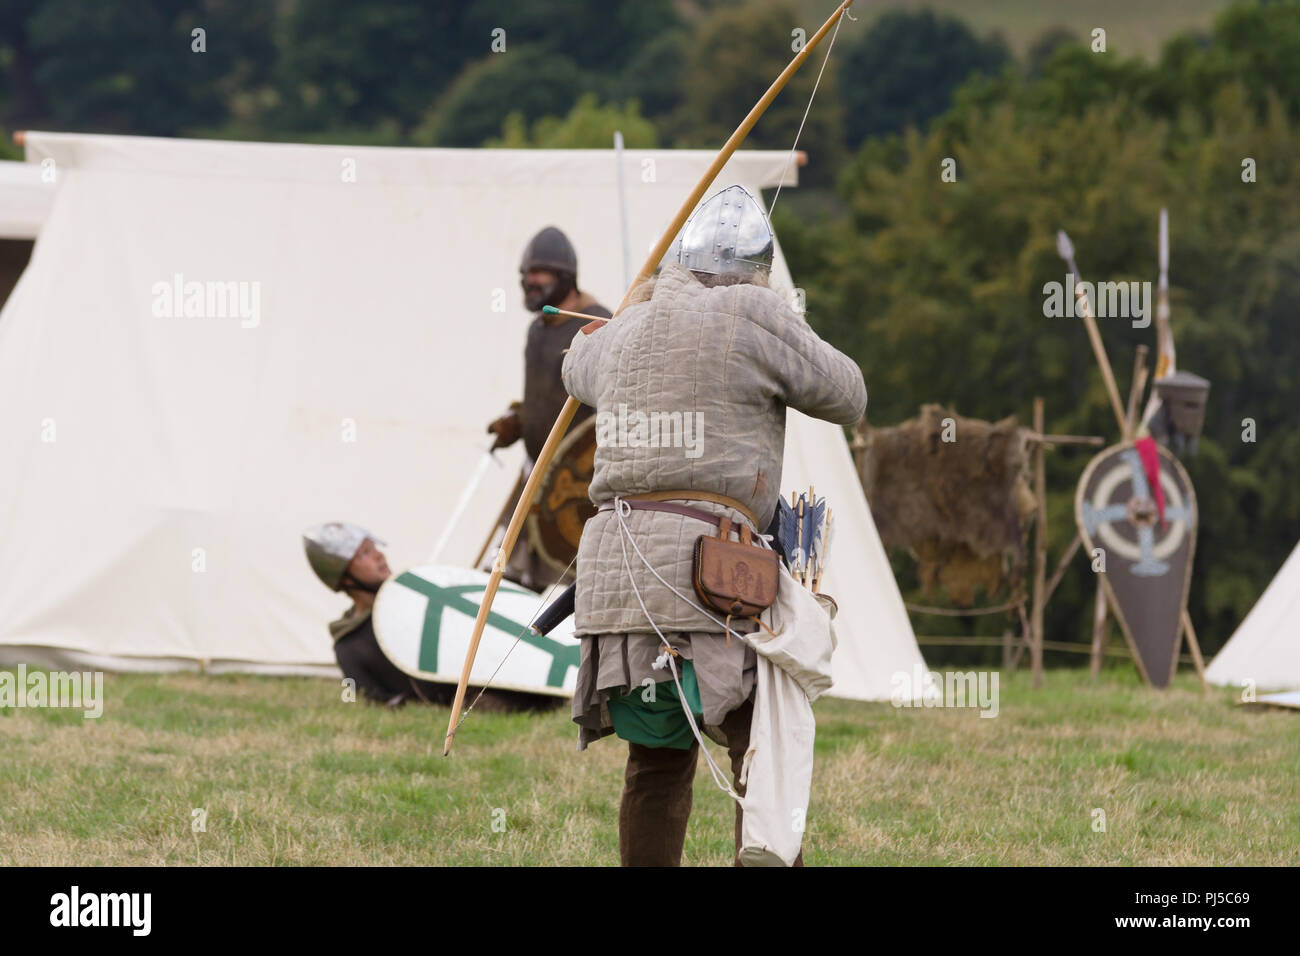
[738,565,836,866]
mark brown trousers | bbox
[618,698,805,867]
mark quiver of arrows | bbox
[776,487,833,593]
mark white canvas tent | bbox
[0,159,55,239]
[0,131,927,700]
[1205,542,1300,692]
[0,159,56,313]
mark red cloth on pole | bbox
[1135,437,1166,528]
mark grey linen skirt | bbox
[571,627,757,751]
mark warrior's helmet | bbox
[669,184,774,277]
[303,521,384,591]
[519,226,578,276]
[519,226,579,311]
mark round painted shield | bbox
[526,414,597,574]
[1075,442,1197,688]
[371,565,579,697]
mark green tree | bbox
[946,1,1300,135]
[19,0,275,136]
[462,0,681,80]
[0,0,49,128]
[415,46,590,147]
[487,94,657,149]
[1144,0,1300,122]
[612,28,688,121]
[1025,26,1080,78]
[679,0,844,185]
[271,1,477,134]
[808,79,1300,652]
[837,9,1009,148]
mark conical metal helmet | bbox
[303,522,385,591]
[674,184,774,277]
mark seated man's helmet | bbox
[670,184,774,277]
[303,522,385,591]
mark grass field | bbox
[1,666,1296,866]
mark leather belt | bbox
[597,490,759,533]
[627,489,759,528]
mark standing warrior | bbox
[486,226,612,590]
[561,186,867,866]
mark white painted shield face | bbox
[371,565,579,697]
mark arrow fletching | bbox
[777,496,801,569]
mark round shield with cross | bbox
[1075,441,1197,687]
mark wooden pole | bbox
[1012,603,1032,671]
[1072,284,1128,433]
[1031,397,1047,688]
[1057,231,1127,434]
[1181,609,1209,693]
[1042,532,1081,606]
[1124,344,1149,441]
[850,416,868,481]
[918,635,1198,663]
[1089,580,1108,680]
[1023,432,1105,447]
[443,0,859,755]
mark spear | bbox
[443,0,859,755]
[1140,207,1175,428]
[1056,230,1127,434]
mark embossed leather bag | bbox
[692,516,779,618]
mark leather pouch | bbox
[692,516,779,617]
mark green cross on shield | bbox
[394,572,579,688]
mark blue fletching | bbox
[777,496,800,566]
[801,497,825,557]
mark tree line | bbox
[2,0,1296,655]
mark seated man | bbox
[304,521,453,707]
[303,521,559,713]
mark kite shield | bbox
[372,565,579,697]
[1075,441,1197,688]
